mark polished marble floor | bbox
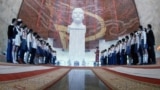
[48,69,109,90]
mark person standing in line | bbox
[29,32,38,64]
[119,40,123,65]
[107,47,111,65]
[7,18,16,63]
[110,45,114,65]
[34,35,41,64]
[36,39,43,64]
[116,42,120,65]
[11,19,18,64]
[26,29,33,63]
[125,35,131,65]
[41,40,46,64]
[44,43,49,64]
[121,38,127,65]
[48,45,52,64]
[116,41,120,65]
[36,38,42,64]
[133,32,139,65]
[95,47,100,65]
[18,25,28,64]
[147,24,156,64]
[130,33,135,65]
[140,26,148,64]
[104,49,107,65]
[100,49,106,65]
[143,28,149,64]
[51,49,57,65]
[135,31,141,65]
[138,28,143,65]
[100,50,104,65]
[12,19,23,64]
[110,46,114,65]
[113,45,117,65]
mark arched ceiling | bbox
[18,0,140,49]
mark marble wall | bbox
[18,0,139,49]
[0,0,22,53]
[134,0,160,57]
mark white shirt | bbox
[27,33,32,49]
[119,43,122,53]
[130,36,135,45]
[122,42,126,50]
[52,52,56,57]
[111,47,115,53]
[126,39,131,47]
[14,26,21,46]
[105,51,108,57]
[136,33,140,49]
[141,30,147,45]
[44,45,48,51]
[32,36,37,49]
[116,45,120,53]
[22,29,27,40]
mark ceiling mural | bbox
[18,0,140,49]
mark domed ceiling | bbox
[18,0,140,50]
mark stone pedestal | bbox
[68,27,86,66]
[67,8,86,66]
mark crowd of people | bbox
[6,18,157,66]
[6,18,57,65]
[100,24,156,65]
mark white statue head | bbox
[72,8,84,24]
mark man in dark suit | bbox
[7,18,17,63]
[147,24,156,64]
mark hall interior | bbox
[0,0,160,90]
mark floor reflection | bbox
[48,69,109,90]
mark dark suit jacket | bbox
[7,25,14,39]
[147,30,155,46]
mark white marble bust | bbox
[68,8,86,30]
[68,8,86,66]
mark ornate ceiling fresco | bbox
[18,0,140,49]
